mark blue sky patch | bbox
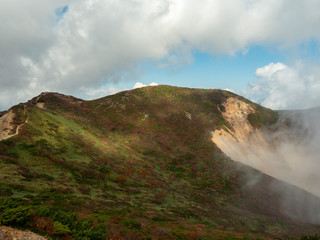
[55,5,68,21]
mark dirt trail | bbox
[0,226,48,240]
[0,105,28,141]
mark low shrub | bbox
[0,198,107,239]
[301,234,320,240]
[0,199,18,212]
[0,186,13,197]
[78,185,91,194]
[0,206,32,226]
[120,218,141,230]
[54,221,71,235]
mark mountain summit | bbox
[0,85,320,239]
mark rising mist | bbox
[212,97,320,224]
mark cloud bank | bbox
[1,0,320,109]
[243,61,320,110]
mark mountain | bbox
[0,85,320,239]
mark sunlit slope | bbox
[0,85,320,239]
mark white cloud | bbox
[133,82,147,89]
[243,61,320,110]
[255,62,288,79]
[224,88,235,93]
[2,0,320,109]
[149,82,159,87]
[133,82,159,89]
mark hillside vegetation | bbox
[0,85,319,239]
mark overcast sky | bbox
[1,0,320,110]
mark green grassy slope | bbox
[0,85,319,239]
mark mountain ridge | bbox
[0,85,320,239]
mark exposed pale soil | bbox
[0,226,48,240]
[211,97,270,172]
[36,103,45,110]
[0,111,16,141]
[212,97,259,146]
[211,97,315,196]
[0,105,28,141]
